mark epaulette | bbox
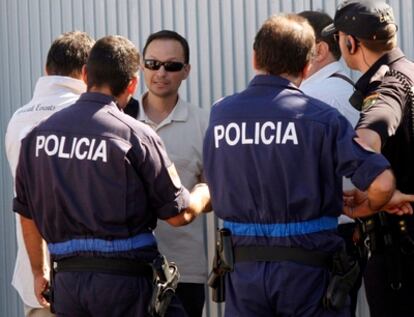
[383,68,414,138]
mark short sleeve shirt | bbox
[356,48,414,195]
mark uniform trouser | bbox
[364,252,414,317]
[176,283,205,317]
[224,261,350,317]
[53,271,187,317]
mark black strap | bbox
[56,256,153,277]
[234,246,332,268]
[329,72,355,87]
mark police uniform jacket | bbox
[203,75,390,252]
[355,48,414,233]
[13,92,190,262]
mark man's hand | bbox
[343,188,414,218]
[34,272,50,307]
[166,183,211,226]
[382,190,414,216]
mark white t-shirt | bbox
[138,93,210,283]
[300,61,360,224]
[5,75,85,307]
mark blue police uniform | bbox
[13,92,189,317]
[203,75,391,317]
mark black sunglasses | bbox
[143,59,185,72]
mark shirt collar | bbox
[300,61,345,87]
[32,76,86,100]
[138,92,189,128]
[355,48,405,92]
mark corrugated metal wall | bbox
[1,0,413,316]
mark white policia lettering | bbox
[35,135,108,162]
[214,121,298,148]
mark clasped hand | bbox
[343,188,414,218]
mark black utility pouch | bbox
[323,249,360,310]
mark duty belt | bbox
[55,256,153,277]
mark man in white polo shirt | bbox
[5,31,94,317]
[126,30,209,317]
[299,11,363,317]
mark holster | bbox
[148,254,180,317]
[358,212,414,290]
[323,248,360,311]
[207,228,234,303]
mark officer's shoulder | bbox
[108,108,159,141]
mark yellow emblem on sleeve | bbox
[167,163,182,189]
[362,93,379,110]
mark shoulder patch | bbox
[167,163,182,189]
[362,93,379,110]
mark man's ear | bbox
[182,64,191,80]
[252,50,258,71]
[81,65,88,84]
[126,75,139,95]
[302,61,312,80]
[347,35,358,54]
[315,41,329,62]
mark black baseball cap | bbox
[322,0,397,40]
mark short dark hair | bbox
[299,11,341,60]
[46,31,94,77]
[143,30,190,64]
[253,14,315,77]
[86,35,140,97]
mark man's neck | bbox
[143,93,179,124]
[357,47,390,73]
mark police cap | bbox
[322,0,397,40]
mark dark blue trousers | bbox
[53,271,187,317]
[225,261,350,317]
[364,253,414,317]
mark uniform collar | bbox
[249,74,301,92]
[138,92,189,129]
[78,92,118,108]
[300,61,345,87]
[355,48,405,92]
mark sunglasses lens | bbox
[144,60,161,70]
[144,60,184,72]
[164,62,185,72]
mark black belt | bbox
[56,256,153,277]
[234,246,332,268]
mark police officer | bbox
[323,1,414,316]
[13,35,211,317]
[203,14,412,317]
